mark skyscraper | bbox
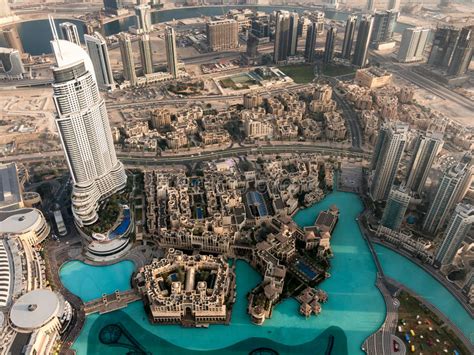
[380,186,411,231]
[206,19,239,52]
[352,15,374,67]
[103,0,124,15]
[0,0,12,18]
[370,122,408,201]
[135,4,152,33]
[405,132,443,194]
[447,26,474,76]
[423,158,472,235]
[367,0,376,12]
[435,203,474,266]
[427,26,460,68]
[341,15,357,60]
[84,32,115,91]
[274,11,290,63]
[165,26,178,79]
[0,48,25,79]
[246,32,259,58]
[288,12,299,57]
[139,33,153,75]
[304,21,317,63]
[370,10,398,47]
[323,26,337,64]
[397,27,430,63]
[308,11,325,34]
[59,22,81,46]
[119,33,137,86]
[2,27,24,55]
[50,32,126,226]
[388,0,401,11]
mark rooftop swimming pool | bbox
[60,191,472,354]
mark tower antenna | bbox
[49,15,63,60]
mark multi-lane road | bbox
[0,144,370,166]
[370,51,474,113]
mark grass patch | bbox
[278,64,315,83]
[321,63,355,77]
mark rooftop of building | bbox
[10,289,63,331]
[0,163,21,210]
[0,208,43,234]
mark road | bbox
[105,83,313,109]
[370,51,474,112]
[0,144,370,165]
[324,76,363,151]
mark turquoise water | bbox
[59,260,135,302]
[62,191,473,354]
[375,245,474,343]
[64,191,386,354]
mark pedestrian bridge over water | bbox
[84,289,141,315]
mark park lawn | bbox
[321,63,356,77]
[278,64,315,83]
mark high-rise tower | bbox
[139,33,153,75]
[288,12,299,57]
[135,4,152,33]
[84,32,115,91]
[341,15,357,60]
[370,122,408,201]
[352,15,374,67]
[2,27,24,55]
[50,27,126,226]
[119,33,137,86]
[381,185,411,231]
[423,158,472,235]
[165,26,178,79]
[405,132,443,194]
[370,10,398,47]
[397,27,430,63]
[274,11,290,63]
[304,21,317,63]
[367,0,376,12]
[206,19,239,52]
[388,0,401,11]
[447,26,474,76]
[427,26,460,68]
[435,203,474,266]
[59,22,81,46]
[323,26,337,64]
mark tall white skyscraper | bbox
[139,33,153,75]
[119,32,137,86]
[435,203,474,266]
[84,32,115,91]
[135,4,152,33]
[370,122,408,201]
[423,158,472,235]
[405,132,443,194]
[398,27,430,63]
[50,25,126,226]
[380,185,411,231]
[165,26,178,79]
[59,22,81,46]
